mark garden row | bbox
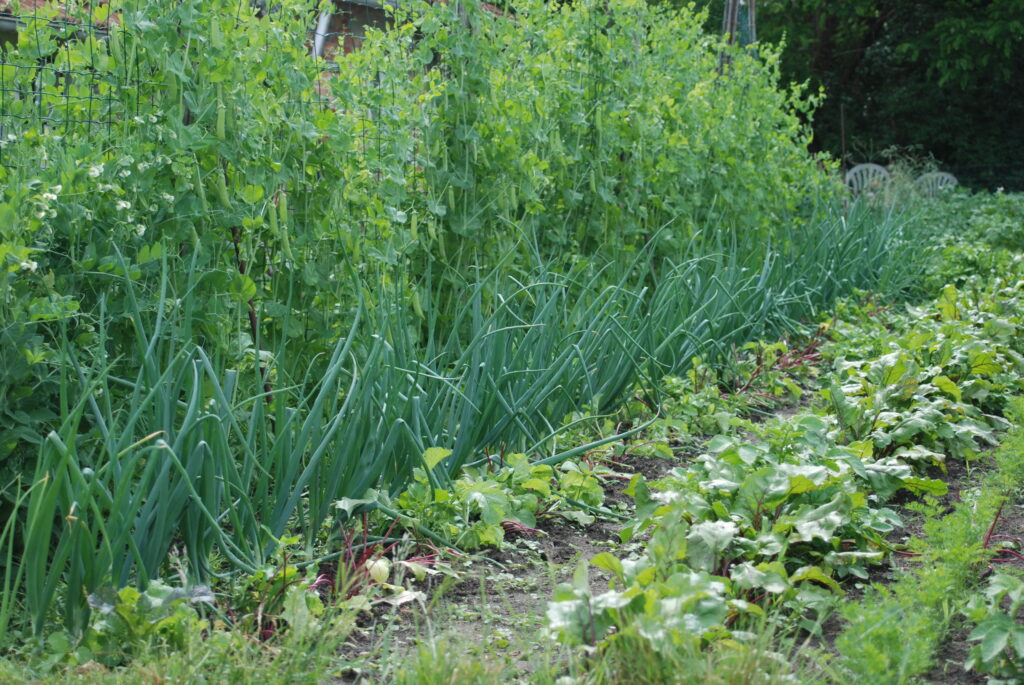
[0,0,920,649]
[532,191,1024,683]
[368,191,1024,683]
[3,191,1020,682]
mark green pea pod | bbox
[216,85,226,141]
[412,289,424,319]
[211,20,223,49]
[224,90,235,136]
[110,35,124,66]
[268,193,280,236]
[278,219,295,263]
[213,168,231,209]
[278,190,288,229]
[193,162,208,214]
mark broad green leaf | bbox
[281,585,321,635]
[241,185,264,203]
[591,552,624,581]
[592,589,632,610]
[790,565,841,593]
[791,495,849,542]
[423,447,452,471]
[458,481,508,525]
[979,621,1011,664]
[560,509,595,526]
[937,284,959,321]
[902,477,949,496]
[685,521,737,572]
[521,477,551,497]
[969,350,1001,376]
[137,242,164,264]
[932,374,962,402]
[572,560,590,592]
[229,273,257,303]
[334,496,375,517]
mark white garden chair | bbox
[845,163,891,195]
[915,171,958,197]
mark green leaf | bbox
[281,585,321,635]
[902,477,949,496]
[731,561,790,594]
[791,495,849,542]
[137,242,164,265]
[229,273,257,303]
[241,185,264,204]
[560,509,595,526]
[572,560,590,592]
[521,477,551,497]
[334,496,375,517]
[969,350,1001,376]
[932,374,962,402]
[790,565,841,593]
[980,622,1011,664]
[458,481,508,525]
[685,521,737,572]
[423,447,452,471]
[937,284,959,321]
[591,552,624,582]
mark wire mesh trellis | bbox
[0,0,728,255]
[0,0,362,167]
[0,0,613,182]
[0,0,144,165]
[313,0,388,62]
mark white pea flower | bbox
[161,193,175,203]
[19,260,38,272]
[135,224,146,237]
[118,169,131,178]
[41,192,57,202]
[148,204,157,212]
[88,164,104,178]
[115,200,131,211]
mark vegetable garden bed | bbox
[2,0,1023,681]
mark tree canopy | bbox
[696,0,1024,189]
